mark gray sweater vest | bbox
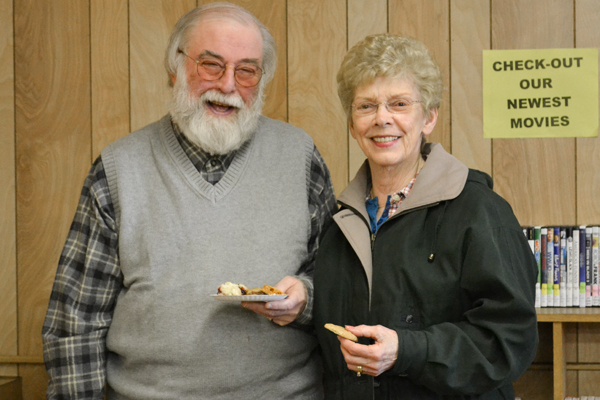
[101,115,323,399]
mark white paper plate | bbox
[210,294,288,302]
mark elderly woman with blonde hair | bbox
[313,33,538,399]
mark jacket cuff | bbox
[390,329,428,377]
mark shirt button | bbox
[391,193,401,202]
[405,315,414,323]
[210,160,218,167]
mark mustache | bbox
[200,90,245,109]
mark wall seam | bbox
[346,0,349,183]
[128,0,132,134]
[573,0,578,225]
[286,0,289,123]
[489,0,494,179]
[447,0,452,154]
[89,0,93,164]
[12,0,20,367]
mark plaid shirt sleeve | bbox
[42,156,122,399]
[294,145,337,324]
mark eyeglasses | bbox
[352,98,421,116]
[178,50,263,88]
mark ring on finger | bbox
[356,365,362,377]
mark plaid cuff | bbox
[293,274,314,325]
[43,331,107,399]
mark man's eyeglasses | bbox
[352,98,421,116]
[178,50,263,88]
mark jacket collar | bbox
[337,143,469,218]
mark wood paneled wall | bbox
[1,1,599,398]
[1,0,17,382]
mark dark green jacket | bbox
[313,143,538,399]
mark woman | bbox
[313,34,538,399]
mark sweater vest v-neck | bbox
[100,115,322,399]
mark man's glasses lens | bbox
[197,59,262,87]
[179,50,262,87]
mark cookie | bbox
[245,287,266,295]
[262,284,285,295]
[237,284,286,295]
[324,323,358,342]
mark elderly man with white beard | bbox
[41,2,336,399]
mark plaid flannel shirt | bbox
[42,119,337,399]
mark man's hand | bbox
[338,325,399,377]
[241,276,307,326]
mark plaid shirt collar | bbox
[365,162,422,233]
[172,120,237,185]
[387,175,417,217]
[366,174,418,216]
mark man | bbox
[42,2,336,399]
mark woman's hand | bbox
[339,325,399,377]
[241,276,307,326]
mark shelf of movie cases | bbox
[536,308,600,400]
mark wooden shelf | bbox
[0,356,44,364]
[0,377,22,400]
[536,308,600,322]
[535,308,600,400]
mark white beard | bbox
[169,73,264,155]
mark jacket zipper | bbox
[337,201,441,309]
[339,201,441,251]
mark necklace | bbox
[370,157,424,202]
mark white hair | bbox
[164,2,277,91]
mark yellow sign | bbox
[483,48,598,138]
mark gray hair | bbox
[337,33,442,121]
[164,2,277,89]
